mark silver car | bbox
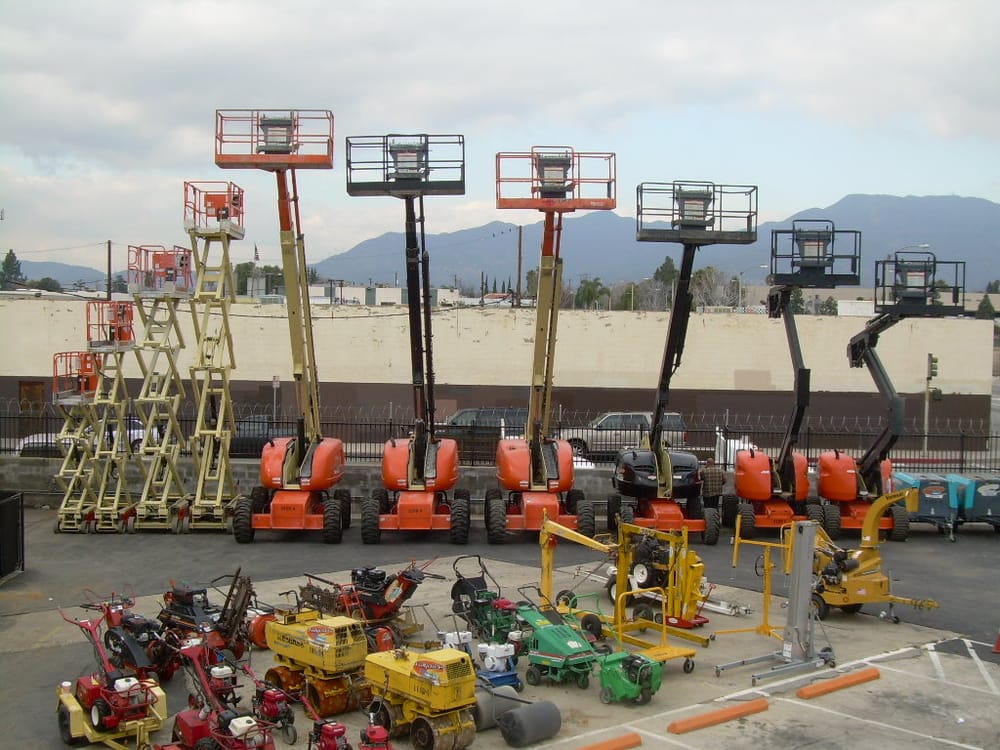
[562,411,687,459]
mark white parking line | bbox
[963,638,999,695]
[928,644,948,682]
[779,697,985,749]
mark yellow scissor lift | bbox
[84,301,140,532]
[184,180,245,531]
[128,245,193,531]
[52,352,101,532]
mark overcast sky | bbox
[2,1,998,277]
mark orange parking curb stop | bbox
[577,732,643,750]
[667,697,769,734]
[796,667,881,699]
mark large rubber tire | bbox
[361,495,382,545]
[322,495,343,544]
[619,503,635,526]
[888,503,910,542]
[822,503,842,540]
[373,487,390,514]
[841,603,863,614]
[580,613,603,641]
[250,485,270,514]
[606,495,621,532]
[806,503,825,526]
[58,703,84,746]
[486,492,507,544]
[233,496,254,544]
[575,498,596,539]
[738,503,756,539]
[484,488,502,529]
[702,507,721,545]
[686,495,704,520]
[333,488,352,530]
[450,491,471,545]
[721,494,739,528]
[565,489,584,515]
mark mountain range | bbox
[18,194,1000,292]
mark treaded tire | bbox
[888,502,910,542]
[58,703,84,746]
[450,491,471,545]
[806,504,825,526]
[486,492,507,545]
[565,489,584,515]
[721,494,739,528]
[606,494,621,533]
[250,485,270,514]
[737,503,756,539]
[361,495,382,544]
[484,488,502,529]
[811,593,830,621]
[822,503,842,540]
[702,507,721,545]
[333,488,352,530]
[322,495,343,544]
[373,487,390,514]
[619,503,635,526]
[575,498,596,538]
[686,495,704,520]
[233,497,254,543]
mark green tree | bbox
[525,268,538,297]
[689,266,731,308]
[111,274,128,294]
[1,250,25,290]
[307,267,319,284]
[986,280,999,293]
[31,277,63,292]
[818,296,838,315]
[791,287,805,314]
[975,295,996,320]
[574,277,609,309]
[653,255,679,305]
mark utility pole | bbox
[516,225,523,307]
[106,239,112,300]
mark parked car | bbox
[561,411,688,460]
[434,406,528,464]
[228,416,274,458]
[17,417,151,458]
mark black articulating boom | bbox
[768,285,811,497]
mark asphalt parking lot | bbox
[1,507,998,749]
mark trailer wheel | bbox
[333,489,352,530]
[811,594,830,621]
[738,504,756,539]
[702,507,721,546]
[486,493,507,545]
[58,704,83,746]
[721,495,739,528]
[888,503,909,542]
[606,494,621,533]
[233,497,254,544]
[575,498,596,539]
[322,496,343,544]
[450,491,471,545]
[822,504,842,540]
[360,496,381,544]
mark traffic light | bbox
[927,353,939,380]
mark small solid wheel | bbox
[576,671,590,689]
[514,678,524,693]
[556,589,575,607]
[58,703,84,746]
[281,723,297,745]
[683,658,695,674]
[600,686,612,704]
[580,613,603,641]
[892,615,901,624]
[90,698,112,730]
[636,687,652,705]
[525,665,542,686]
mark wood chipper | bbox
[611,181,757,545]
[346,134,471,546]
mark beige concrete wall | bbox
[1,297,993,396]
